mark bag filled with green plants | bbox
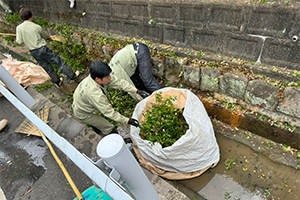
[130,87,220,180]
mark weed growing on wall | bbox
[140,92,189,148]
[33,18,49,27]
[4,13,21,24]
[49,23,88,73]
[3,35,20,47]
[34,81,53,92]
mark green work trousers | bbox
[73,107,114,135]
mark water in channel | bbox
[178,133,300,200]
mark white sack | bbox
[131,87,220,173]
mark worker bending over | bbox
[109,42,163,101]
[72,60,148,135]
[16,8,79,87]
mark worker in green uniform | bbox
[72,60,149,135]
[109,42,163,101]
[16,8,79,87]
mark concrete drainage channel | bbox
[201,98,300,150]
[175,127,300,200]
[166,96,300,199]
[1,44,299,200]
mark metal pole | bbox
[97,134,161,200]
[0,84,134,200]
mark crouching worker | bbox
[109,42,163,101]
[72,60,148,135]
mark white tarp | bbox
[131,87,220,173]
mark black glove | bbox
[128,118,141,128]
[137,90,150,98]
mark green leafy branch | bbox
[140,92,189,148]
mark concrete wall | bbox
[5,0,300,70]
[153,56,300,127]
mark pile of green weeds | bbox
[140,92,189,148]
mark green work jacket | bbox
[73,75,137,124]
[109,45,142,101]
[16,20,49,50]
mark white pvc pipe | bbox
[0,84,133,200]
[97,134,161,200]
[0,64,36,107]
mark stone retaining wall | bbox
[5,0,300,70]
[150,55,300,129]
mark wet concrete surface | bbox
[0,90,92,200]
[0,94,37,199]
[0,137,46,199]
